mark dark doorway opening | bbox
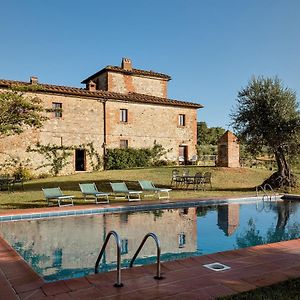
[179,145,188,165]
[75,149,85,171]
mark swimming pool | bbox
[0,197,299,282]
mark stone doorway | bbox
[75,149,86,171]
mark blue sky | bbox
[1,0,299,128]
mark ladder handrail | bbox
[256,184,276,201]
[263,183,276,200]
[130,232,163,280]
[95,230,123,287]
[256,185,268,198]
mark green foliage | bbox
[106,142,169,169]
[231,76,300,187]
[0,153,32,179]
[197,122,225,145]
[106,148,151,169]
[27,143,74,176]
[0,86,47,137]
[231,76,300,157]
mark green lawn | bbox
[218,277,300,300]
[1,166,298,210]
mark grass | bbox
[1,165,298,210]
[218,277,300,300]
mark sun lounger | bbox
[79,183,109,204]
[138,180,172,199]
[110,182,142,201]
[42,187,74,207]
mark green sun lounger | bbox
[42,187,74,207]
[110,182,142,201]
[79,183,109,204]
[138,180,172,199]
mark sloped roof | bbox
[218,130,239,143]
[81,65,171,84]
[0,79,203,109]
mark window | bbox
[120,139,128,149]
[52,102,62,118]
[178,233,186,248]
[52,248,62,267]
[179,114,185,126]
[121,239,128,255]
[120,109,128,122]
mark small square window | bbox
[121,239,128,255]
[52,102,62,118]
[120,139,128,149]
[179,114,185,126]
[52,248,62,267]
[120,109,128,122]
[178,233,186,248]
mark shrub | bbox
[13,165,33,180]
[106,143,170,170]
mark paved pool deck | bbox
[1,198,300,300]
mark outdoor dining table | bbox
[177,174,204,190]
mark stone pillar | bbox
[217,130,240,167]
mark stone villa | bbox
[0,58,203,174]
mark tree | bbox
[197,122,225,145]
[231,76,300,188]
[0,86,47,137]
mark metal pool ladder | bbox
[95,231,162,287]
[256,183,276,200]
[130,232,163,280]
[95,230,123,287]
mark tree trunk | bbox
[262,147,297,189]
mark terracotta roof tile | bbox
[0,79,203,109]
[81,65,171,83]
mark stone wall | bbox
[105,101,197,161]
[217,131,240,168]
[0,90,105,175]
[105,72,167,97]
[0,89,198,175]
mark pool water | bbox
[0,198,299,282]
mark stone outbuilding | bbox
[216,130,240,168]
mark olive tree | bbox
[0,86,47,137]
[231,76,300,189]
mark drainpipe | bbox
[103,100,107,170]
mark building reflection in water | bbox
[217,204,240,236]
[0,208,197,279]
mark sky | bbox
[0,0,299,129]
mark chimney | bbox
[30,76,38,84]
[121,58,132,71]
[87,80,96,91]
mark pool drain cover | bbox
[203,262,231,272]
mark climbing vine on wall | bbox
[27,143,74,176]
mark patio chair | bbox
[79,183,109,204]
[202,172,212,190]
[178,156,185,165]
[171,169,184,187]
[188,155,198,165]
[42,187,74,207]
[110,182,142,201]
[193,172,204,190]
[138,180,172,199]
